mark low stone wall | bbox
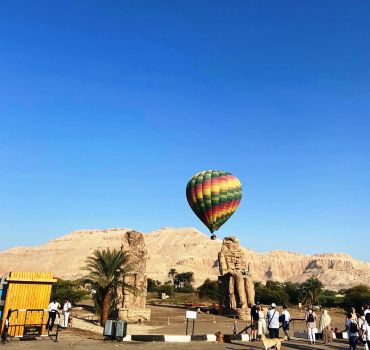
[294,331,348,340]
[121,333,250,342]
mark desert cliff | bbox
[0,227,369,290]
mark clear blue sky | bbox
[1,1,369,261]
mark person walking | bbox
[280,305,291,340]
[319,309,333,345]
[305,307,317,345]
[258,305,267,337]
[345,312,359,350]
[267,303,279,339]
[62,299,72,328]
[46,299,60,331]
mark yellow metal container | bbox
[1,271,57,337]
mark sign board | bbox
[23,325,42,337]
[185,310,197,319]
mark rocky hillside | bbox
[0,227,369,290]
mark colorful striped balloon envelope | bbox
[186,170,242,238]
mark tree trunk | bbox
[101,291,110,326]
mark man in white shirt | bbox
[281,305,291,340]
[46,299,60,331]
[267,303,280,339]
[63,299,72,328]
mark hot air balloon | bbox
[186,170,242,239]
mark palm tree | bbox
[299,278,324,306]
[167,268,177,286]
[84,248,135,325]
[176,272,194,288]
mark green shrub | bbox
[50,279,88,305]
[284,282,300,305]
[157,284,174,298]
[342,285,370,311]
[147,278,161,292]
[255,281,289,305]
[198,279,220,301]
[177,284,195,293]
[318,290,337,307]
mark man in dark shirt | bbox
[250,302,260,341]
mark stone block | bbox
[119,308,151,323]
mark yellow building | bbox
[0,271,57,338]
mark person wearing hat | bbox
[267,303,280,339]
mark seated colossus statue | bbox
[218,236,255,311]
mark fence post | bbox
[167,317,170,325]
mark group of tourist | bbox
[344,305,370,350]
[303,304,370,349]
[249,302,370,350]
[250,302,291,341]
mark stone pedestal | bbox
[119,308,151,323]
[220,307,250,320]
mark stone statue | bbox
[117,230,151,322]
[218,236,255,319]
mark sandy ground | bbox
[2,305,351,349]
[2,328,351,350]
[138,305,347,336]
[71,304,348,337]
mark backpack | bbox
[349,321,358,333]
[307,312,314,323]
[279,314,285,323]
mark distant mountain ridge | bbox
[0,227,369,290]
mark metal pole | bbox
[192,319,195,336]
[185,319,189,335]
